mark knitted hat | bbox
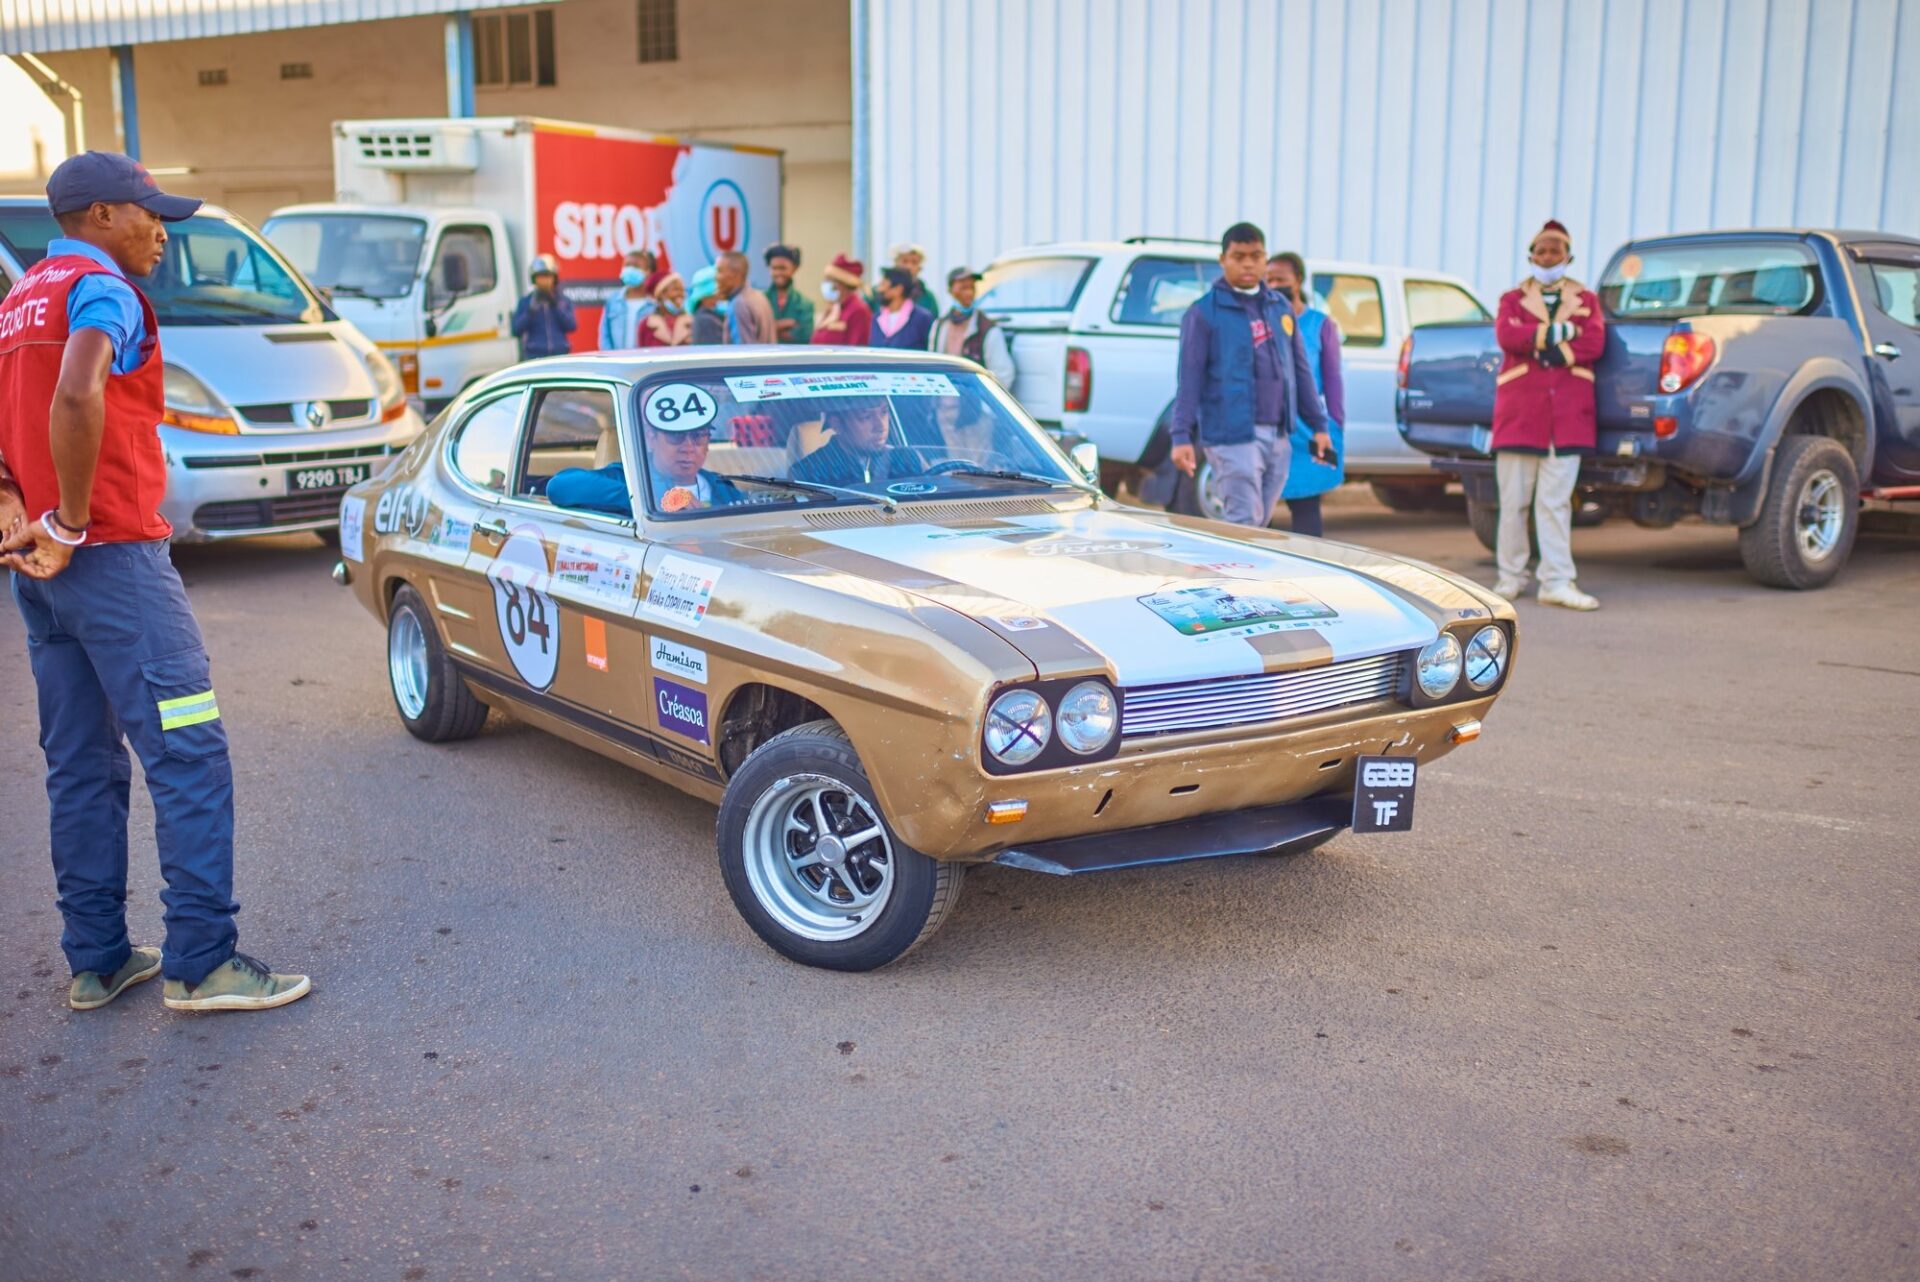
[651,271,684,298]
[639,268,668,296]
[824,253,865,290]
[1531,219,1572,251]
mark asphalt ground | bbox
[2,493,1917,1282]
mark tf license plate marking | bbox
[1352,755,1416,833]
[288,463,371,493]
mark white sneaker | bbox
[1492,575,1529,600]
[1537,582,1599,611]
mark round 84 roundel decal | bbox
[486,527,559,690]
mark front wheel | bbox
[1738,435,1859,589]
[717,721,963,971]
[388,584,489,742]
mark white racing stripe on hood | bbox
[812,511,1438,686]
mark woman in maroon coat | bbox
[1489,219,1605,610]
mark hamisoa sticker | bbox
[486,527,560,690]
[643,383,719,432]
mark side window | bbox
[1110,256,1221,326]
[517,386,617,499]
[434,225,497,300]
[1405,280,1490,328]
[1863,262,1920,328]
[1312,273,1386,346]
[451,392,525,494]
[0,266,12,297]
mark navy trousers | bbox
[12,541,238,985]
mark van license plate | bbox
[288,463,371,493]
[1352,756,1416,833]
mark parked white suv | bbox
[980,238,1491,514]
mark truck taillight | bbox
[1396,335,1412,389]
[1658,331,1715,394]
[1064,346,1092,413]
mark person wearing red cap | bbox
[1490,219,1606,610]
[811,253,872,346]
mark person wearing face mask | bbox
[870,267,935,350]
[597,249,658,350]
[1265,251,1343,537]
[1170,222,1331,529]
[687,265,729,345]
[930,266,1015,386]
[638,272,691,346]
[1490,219,1606,610]
[811,253,873,346]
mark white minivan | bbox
[0,198,425,543]
[980,238,1492,516]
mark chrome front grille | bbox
[1121,651,1406,739]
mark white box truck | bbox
[265,117,783,410]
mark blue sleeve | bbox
[66,275,144,374]
[598,302,618,350]
[1290,321,1329,433]
[1170,305,1210,446]
[557,297,577,333]
[510,294,533,337]
[546,463,632,517]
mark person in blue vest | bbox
[1170,223,1331,528]
[1267,252,1345,537]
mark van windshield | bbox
[1600,241,1821,319]
[0,208,326,327]
[264,213,426,300]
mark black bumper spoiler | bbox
[991,795,1350,876]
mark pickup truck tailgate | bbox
[996,312,1071,424]
[1399,320,1671,435]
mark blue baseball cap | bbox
[46,152,202,222]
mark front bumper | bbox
[159,411,425,541]
[994,793,1350,874]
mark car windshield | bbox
[627,367,1086,518]
[0,207,325,326]
[1600,241,1821,319]
[263,213,427,300]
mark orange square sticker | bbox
[583,616,608,672]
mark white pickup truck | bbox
[980,238,1491,515]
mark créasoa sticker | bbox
[486,527,559,690]
[644,383,718,432]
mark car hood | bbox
[161,322,377,405]
[737,507,1449,687]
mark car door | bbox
[463,380,651,729]
[429,387,528,665]
[1848,247,1920,481]
[422,221,517,405]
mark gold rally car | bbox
[335,348,1515,970]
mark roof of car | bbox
[475,344,987,386]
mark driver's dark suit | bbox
[791,434,922,487]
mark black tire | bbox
[1571,494,1609,528]
[1738,435,1859,590]
[1370,481,1447,512]
[315,527,341,549]
[717,720,963,971]
[387,584,489,742]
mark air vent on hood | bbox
[263,331,338,344]
[801,497,1060,529]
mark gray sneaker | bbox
[162,952,311,1012]
[69,946,162,1011]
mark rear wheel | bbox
[1370,481,1448,512]
[387,584,489,742]
[1738,435,1859,589]
[718,721,963,971]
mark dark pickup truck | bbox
[1397,230,1920,588]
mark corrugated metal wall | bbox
[867,0,1920,306]
[0,0,555,55]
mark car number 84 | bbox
[486,528,560,690]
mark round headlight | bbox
[985,689,1052,766]
[1057,681,1117,755]
[1415,633,1463,699]
[1464,625,1508,691]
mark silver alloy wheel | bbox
[742,772,895,942]
[389,605,430,720]
[1196,458,1227,522]
[1795,468,1845,562]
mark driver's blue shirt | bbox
[47,237,147,374]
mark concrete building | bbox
[2,0,854,266]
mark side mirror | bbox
[1070,440,1100,485]
[439,252,471,298]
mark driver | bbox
[547,420,745,517]
[792,402,922,486]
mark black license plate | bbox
[287,463,371,493]
[1351,756,1416,833]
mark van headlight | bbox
[1415,633,1463,699]
[161,363,238,434]
[985,689,1052,766]
[1056,681,1117,755]
[362,347,409,421]
[1464,626,1508,691]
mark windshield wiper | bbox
[727,474,897,513]
[326,283,373,298]
[936,465,1093,494]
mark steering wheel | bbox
[923,453,1020,475]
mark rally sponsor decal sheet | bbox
[809,511,1437,686]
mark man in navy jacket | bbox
[1170,223,1331,528]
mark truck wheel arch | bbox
[1747,361,1874,483]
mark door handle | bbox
[1873,342,1901,360]
[474,515,509,541]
